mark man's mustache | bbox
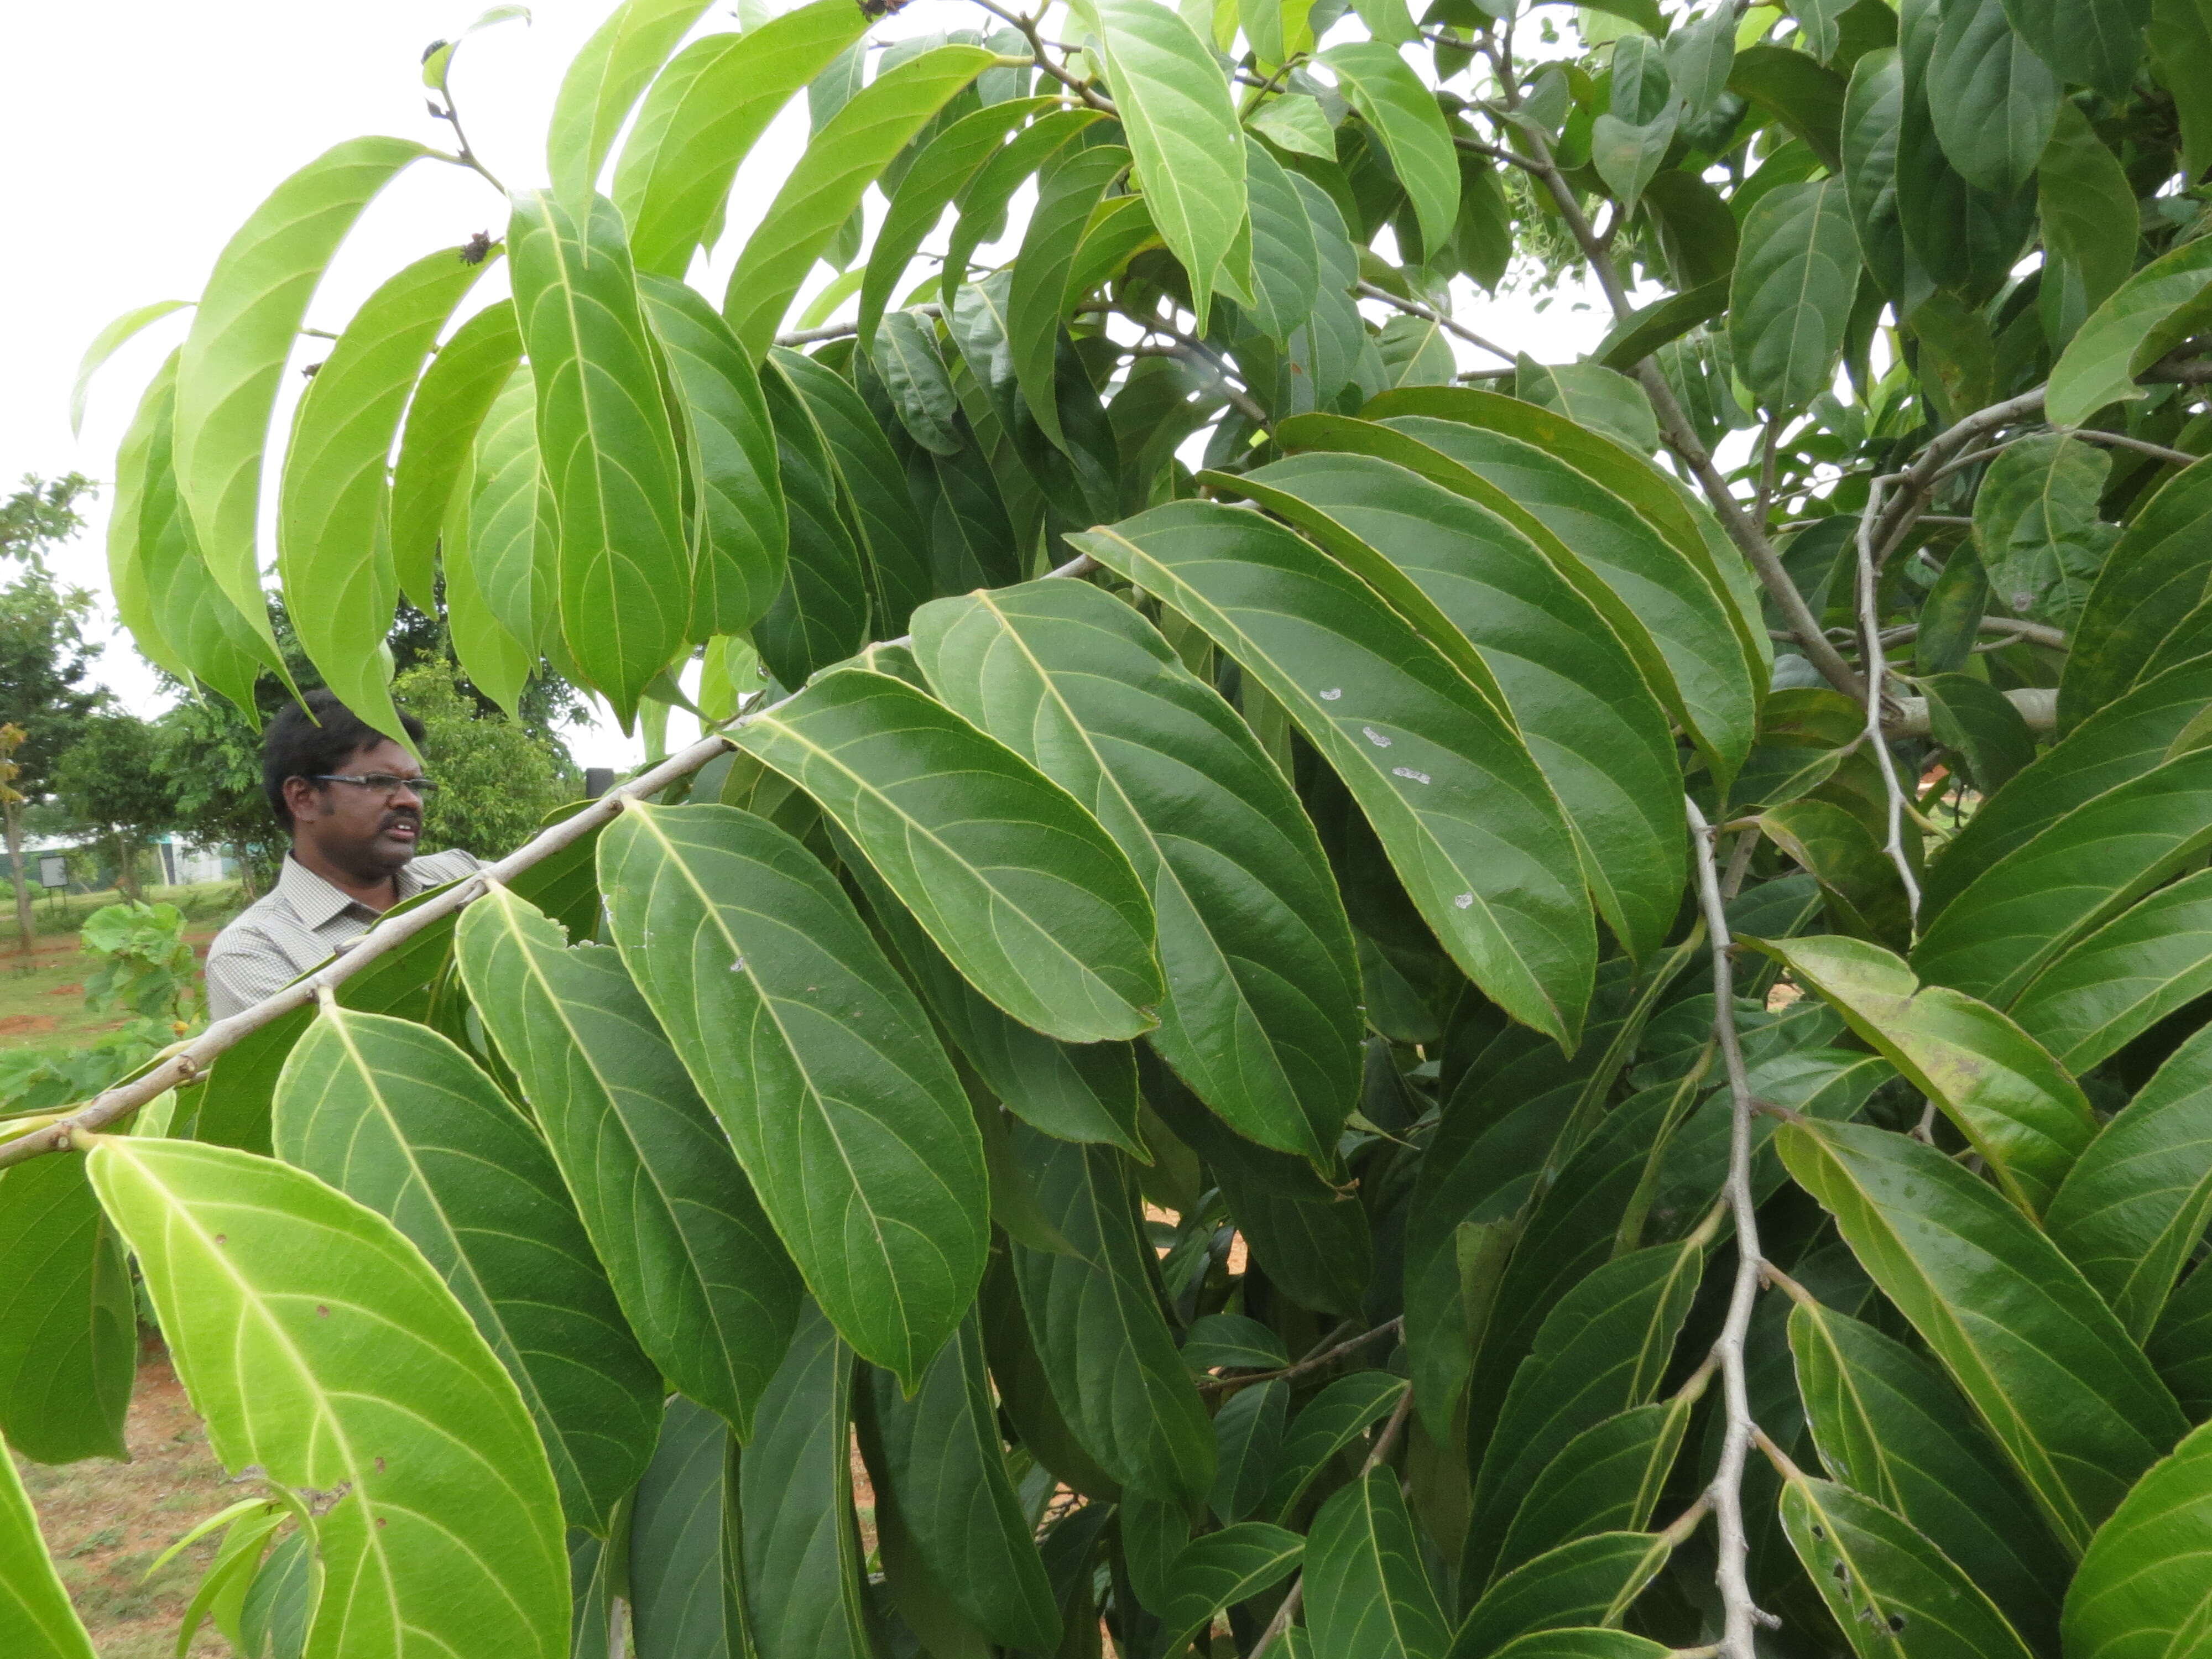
[378,809,422,834]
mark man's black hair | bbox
[262,690,425,827]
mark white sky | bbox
[2,0,1621,776]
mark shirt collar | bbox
[276,852,400,930]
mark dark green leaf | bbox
[1156,1522,1305,1652]
[627,1395,740,1659]
[1841,48,1907,297]
[1184,1313,1290,1373]
[1494,1401,1693,1578]
[2065,1414,2212,1658]
[1927,0,2059,192]
[2038,102,2138,345]
[1452,1532,1672,1659]
[1593,280,1731,371]
[1729,44,1848,169]
[1305,1468,1452,1659]
[2058,463,2212,728]
[1323,42,1459,253]
[2153,0,2212,180]
[1212,1378,1291,1523]
[756,354,870,685]
[1997,0,2151,100]
[0,1154,132,1464]
[1010,143,1128,451]
[2046,237,2212,428]
[2009,868,2212,1072]
[1262,1371,1410,1523]
[1730,179,1861,414]
[874,309,964,455]
[1760,799,1911,946]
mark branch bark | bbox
[1854,476,1924,922]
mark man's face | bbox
[290,738,427,880]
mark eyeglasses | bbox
[309,773,441,799]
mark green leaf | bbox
[1512,358,1661,455]
[1076,501,1593,1047]
[1323,42,1458,253]
[1494,1402,1693,1578]
[1729,43,1849,169]
[2059,463,2212,728]
[1249,91,1339,160]
[945,109,1110,299]
[1229,451,1681,961]
[597,801,988,1385]
[1909,743,2212,1008]
[1730,178,1860,414]
[508,189,690,727]
[0,1426,95,1658]
[723,47,995,357]
[1775,1117,2189,1552]
[612,2,872,278]
[859,96,1057,349]
[0,1154,132,1464]
[102,352,197,691]
[738,1303,872,1659]
[1185,1312,1290,1373]
[444,368,540,714]
[874,309,964,455]
[2009,868,2212,1072]
[1213,1378,1290,1526]
[1926,0,2059,192]
[1786,1298,2068,1648]
[1970,434,2112,626]
[1778,1470,2036,1659]
[637,274,789,640]
[2047,236,2212,427]
[70,297,189,439]
[1481,1636,1667,1659]
[546,0,713,213]
[1918,674,2037,798]
[1453,1532,1672,1658]
[455,884,803,1439]
[1590,111,1676,213]
[173,135,431,664]
[2153,0,2212,180]
[756,356,870,686]
[1156,1522,1304,1651]
[272,1004,662,1534]
[913,577,1360,1164]
[1262,1371,1409,1523]
[860,1314,1060,1647]
[389,299,523,613]
[1752,935,2096,1214]
[1997,0,2151,100]
[1759,798,1911,947]
[1464,1239,1704,1586]
[2038,102,2138,342]
[1243,142,1323,345]
[2044,1022,2212,1340]
[1010,143,1128,451]
[87,1136,569,1656]
[1591,280,1732,371]
[1009,1124,1215,1502]
[280,243,497,745]
[1305,1467,1452,1659]
[627,1395,740,1659]
[1093,0,1247,327]
[1841,49,1907,296]
[732,668,1164,1044]
[2066,1412,2212,1656]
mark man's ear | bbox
[281,775,322,821]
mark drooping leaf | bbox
[1755,934,2096,1214]
[1305,1467,1451,1659]
[1730,178,1860,414]
[508,189,691,727]
[2058,463,2212,729]
[546,0,714,214]
[1075,501,1594,1048]
[87,1136,570,1657]
[1926,0,2059,192]
[2046,236,2212,427]
[389,299,523,612]
[2154,0,2212,180]
[627,1395,740,1659]
[1969,432,2112,628]
[445,368,542,713]
[731,668,1165,1044]
[1729,43,1849,168]
[69,296,189,439]
[0,1425,96,1658]
[1093,0,1248,326]
[1759,798,1910,947]
[1156,1522,1305,1652]
[456,884,802,1438]
[2064,1413,2212,1658]
[598,801,988,1385]
[943,108,1110,298]
[612,1,872,278]
[1494,1401,1693,1578]
[2038,101,2139,344]
[0,1154,132,1465]
[173,135,431,662]
[273,1004,664,1535]
[1776,1117,2189,1552]
[874,308,964,455]
[1212,1378,1291,1524]
[914,577,1360,1164]
[1262,1371,1409,1524]
[1010,143,1128,451]
[722,47,995,356]
[102,353,196,688]
[2008,868,2212,1072]
[1323,41,1459,252]
[756,355,871,685]
[1453,1532,1672,1658]
[1841,49,1907,296]
[1997,0,2152,100]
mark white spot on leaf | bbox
[1453,893,1474,909]
[1320,687,1343,701]
[1393,766,1431,784]
[1361,726,1392,748]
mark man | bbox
[204,688,478,1020]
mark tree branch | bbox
[1354,281,1515,362]
[1854,475,1924,922]
[1196,1316,1402,1395]
[968,0,1115,111]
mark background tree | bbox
[51,712,178,901]
[391,662,580,857]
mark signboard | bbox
[36,855,67,890]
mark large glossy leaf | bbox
[943,109,1110,297]
[757,356,870,685]
[739,1303,872,1659]
[1729,43,1848,167]
[70,295,190,440]
[103,351,195,686]
[1009,1124,1214,1502]
[1779,1472,2036,1659]
[1156,1523,1304,1652]
[2044,1022,2212,1340]
[0,1154,132,1465]
[1760,797,1910,946]
[1787,1298,2067,1648]
[732,667,1164,1043]
[598,801,987,1385]
[173,135,430,660]
[1752,935,2095,1214]
[2065,1414,2212,1659]
[1232,451,1685,961]
[1453,1532,1671,1658]
[389,300,523,612]
[2046,236,2212,426]
[1009,142,1128,450]
[2009,869,2212,1072]
[1262,1371,1409,1523]
[637,275,788,640]
[627,1395,739,1659]
[874,308,963,455]
[1926,0,2058,192]
[448,367,545,711]
[1776,1118,2189,1552]
[1999,0,2152,100]
[87,1136,569,1657]
[1730,178,1860,414]
[1910,744,2212,1006]
[456,884,802,1437]
[1970,432,2111,627]
[612,1,869,276]
[1074,502,1593,1048]
[722,47,994,356]
[2058,463,2212,728]
[509,189,690,727]
[913,577,1360,1163]
[1212,1378,1290,1524]
[1305,1468,1452,1659]
[1093,0,1246,326]
[2039,101,2138,343]
[546,0,712,212]
[859,1313,1058,1647]
[272,1004,662,1534]
[1464,1238,1704,1587]
[0,1427,96,1658]
[1494,1401,1693,1578]
[1323,41,1459,252]
[1841,49,1906,295]
[1243,142,1323,345]
[279,243,494,742]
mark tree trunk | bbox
[4,800,32,957]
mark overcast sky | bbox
[2,0,1619,775]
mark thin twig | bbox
[968,0,1116,111]
[1683,796,1778,1659]
[1196,1316,1402,1394]
[1354,281,1515,363]
[2057,427,2200,468]
[1854,476,1924,922]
